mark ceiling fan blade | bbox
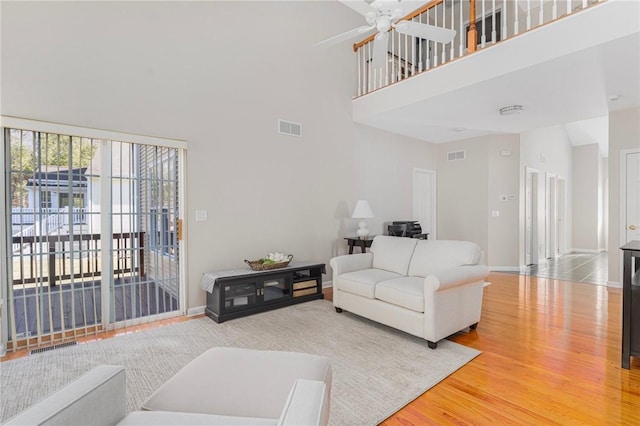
[313,25,376,47]
[371,32,389,73]
[393,20,456,44]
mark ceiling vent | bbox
[278,119,302,137]
[447,150,466,161]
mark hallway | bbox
[521,252,608,286]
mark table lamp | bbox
[352,200,374,239]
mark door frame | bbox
[545,172,557,259]
[620,148,640,245]
[524,167,540,266]
[0,116,188,350]
[413,168,437,240]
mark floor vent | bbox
[278,119,302,137]
[30,341,77,355]
[447,150,466,161]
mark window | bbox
[39,191,52,209]
[59,193,85,209]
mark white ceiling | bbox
[342,0,640,156]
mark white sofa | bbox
[330,236,489,349]
[3,347,332,426]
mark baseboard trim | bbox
[568,248,607,254]
[187,306,205,316]
[490,267,520,272]
[607,281,622,288]
[323,280,333,289]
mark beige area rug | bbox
[0,300,480,425]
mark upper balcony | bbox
[350,0,640,143]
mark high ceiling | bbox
[342,0,640,155]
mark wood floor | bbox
[368,272,639,425]
[4,273,639,424]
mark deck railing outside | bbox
[11,232,145,287]
[354,0,603,97]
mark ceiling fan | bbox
[314,0,456,71]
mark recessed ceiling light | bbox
[499,105,524,116]
[608,94,621,102]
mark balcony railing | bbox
[354,0,604,97]
[11,232,145,287]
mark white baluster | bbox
[582,0,587,8]
[434,6,439,66]
[540,0,544,26]
[411,27,416,75]
[442,2,447,63]
[391,30,396,81]
[450,0,455,59]
[503,0,507,40]
[426,9,431,70]
[419,12,423,72]
[491,0,497,44]
[368,42,372,93]
[514,0,520,34]
[459,0,464,57]
[386,38,390,85]
[567,0,572,15]
[404,32,408,79]
[481,0,486,48]
[357,48,361,97]
[527,0,532,30]
[552,0,558,19]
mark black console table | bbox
[202,261,325,323]
[621,241,640,369]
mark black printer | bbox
[388,221,428,239]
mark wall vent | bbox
[278,119,302,137]
[447,150,466,161]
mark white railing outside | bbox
[11,207,87,225]
[355,0,603,97]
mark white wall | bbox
[572,144,600,251]
[436,133,520,268]
[519,125,573,264]
[608,107,640,285]
[0,1,438,310]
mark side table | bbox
[345,236,375,254]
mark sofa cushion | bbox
[118,411,278,426]
[141,347,331,420]
[337,268,404,299]
[374,277,425,313]
[370,236,418,275]
[408,240,482,278]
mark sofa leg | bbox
[469,322,478,330]
[427,341,437,349]
[335,307,343,313]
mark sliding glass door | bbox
[3,124,185,352]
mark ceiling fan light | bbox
[499,105,524,116]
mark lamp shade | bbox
[352,200,374,219]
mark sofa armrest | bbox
[329,253,373,277]
[424,265,490,291]
[3,365,126,426]
[277,379,328,426]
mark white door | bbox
[413,168,436,240]
[623,151,640,242]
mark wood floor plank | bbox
[371,273,640,425]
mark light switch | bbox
[492,210,500,217]
[195,210,208,222]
